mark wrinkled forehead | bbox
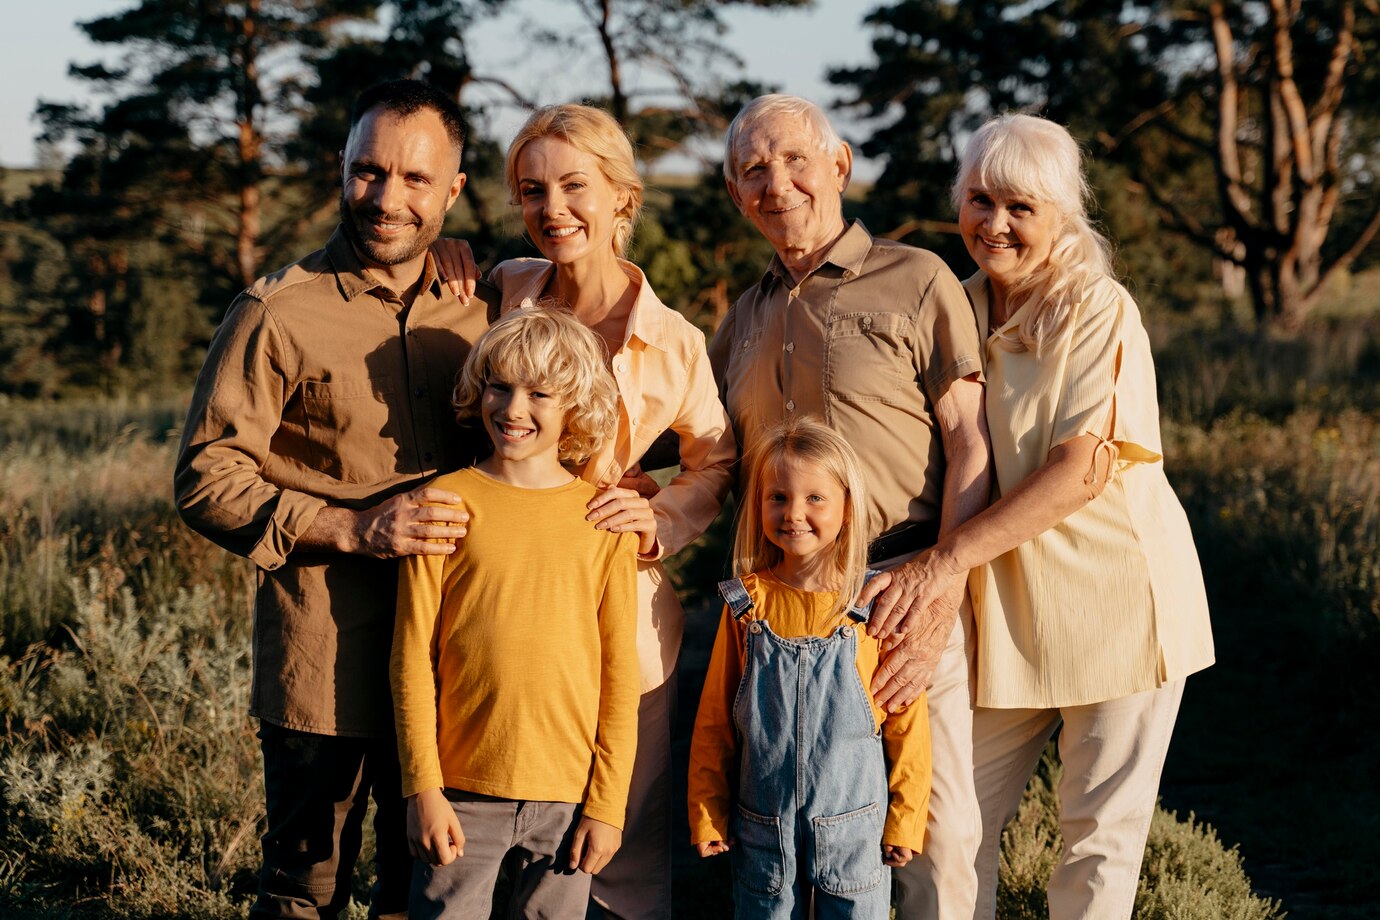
[733,115,832,163]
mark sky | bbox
[1,0,885,177]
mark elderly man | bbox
[175,80,494,919]
[708,93,991,918]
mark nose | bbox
[764,162,793,197]
[543,187,568,219]
[371,174,405,215]
[784,496,807,521]
[984,206,1009,234]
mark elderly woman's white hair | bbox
[952,114,1115,352]
[722,94,848,183]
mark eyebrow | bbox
[519,170,590,184]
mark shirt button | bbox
[862,316,873,327]
[617,360,628,373]
[786,400,795,411]
[785,342,795,353]
[749,622,763,634]
[414,386,425,397]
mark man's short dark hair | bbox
[351,79,466,161]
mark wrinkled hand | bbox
[617,463,661,499]
[870,591,961,710]
[429,237,478,303]
[884,844,914,868]
[587,486,658,555]
[861,551,956,639]
[570,816,622,874]
[353,486,468,558]
[696,839,731,857]
[408,789,464,866]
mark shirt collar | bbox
[760,218,873,291]
[325,225,444,302]
[512,258,669,353]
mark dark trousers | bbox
[250,722,411,919]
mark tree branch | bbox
[1268,0,1316,182]
[1210,3,1258,224]
[1313,203,1380,295]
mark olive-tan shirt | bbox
[965,271,1214,708]
[708,220,983,538]
[174,227,493,737]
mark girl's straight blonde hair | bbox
[732,417,869,617]
[453,306,618,463]
[951,113,1115,353]
[504,104,645,258]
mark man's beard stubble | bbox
[338,193,443,267]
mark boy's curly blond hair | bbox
[453,306,618,464]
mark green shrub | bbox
[995,751,1285,920]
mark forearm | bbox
[934,434,1110,576]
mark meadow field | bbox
[1,297,1377,918]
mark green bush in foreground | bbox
[997,753,1285,920]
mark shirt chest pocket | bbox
[825,312,915,403]
[299,375,402,484]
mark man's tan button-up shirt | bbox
[175,227,493,737]
[708,220,983,539]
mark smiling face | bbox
[479,376,567,469]
[726,113,851,266]
[958,183,1061,299]
[339,107,465,280]
[759,453,849,567]
[515,136,629,267]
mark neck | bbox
[476,453,573,489]
[549,253,633,322]
[773,552,842,593]
[778,220,849,286]
[360,250,429,306]
[987,277,1012,328]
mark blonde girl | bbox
[688,416,931,920]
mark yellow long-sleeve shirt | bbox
[687,571,932,852]
[391,467,640,829]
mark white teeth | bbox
[546,227,580,237]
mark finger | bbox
[856,572,891,606]
[569,827,587,870]
[413,488,466,506]
[460,243,478,302]
[870,652,910,707]
[410,538,460,556]
[867,583,906,637]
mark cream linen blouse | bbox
[490,258,737,691]
[965,271,1214,709]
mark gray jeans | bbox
[409,792,590,919]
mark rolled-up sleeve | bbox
[174,295,326,570]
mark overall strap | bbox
[717,577,755,621]
[845,569,885,624]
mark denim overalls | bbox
[718,574,891,919]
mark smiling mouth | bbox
[766,201,805,215]
[362,215,416,235]
[980,237,1019,250]
[544,226,581,238]
[496,423,535,441]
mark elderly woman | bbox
[476,104,735,919]
[869,114,1215,918]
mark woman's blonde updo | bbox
[952,114,1115,352]
[504,104,645,259]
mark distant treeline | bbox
[2,0,1377,398]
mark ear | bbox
[445,172,468,212]
[834,142,854,196]
[726,177,745,214]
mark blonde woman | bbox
[439,104,735,918]
[866,114,1215,918]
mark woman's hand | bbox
[428,237,479,302]
[407,788,464,866]
[587,486,658,556]
[617,463,661,499]
[696,839,732,857]
[862,549,960,640]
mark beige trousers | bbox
[971,680,1186,920]
[892,600,982,919]
[589,674,676,920]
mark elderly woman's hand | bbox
[870,591,963,710]
[862,550,959,639]
[428,237,479,302]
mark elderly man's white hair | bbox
[722,94,847,183]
